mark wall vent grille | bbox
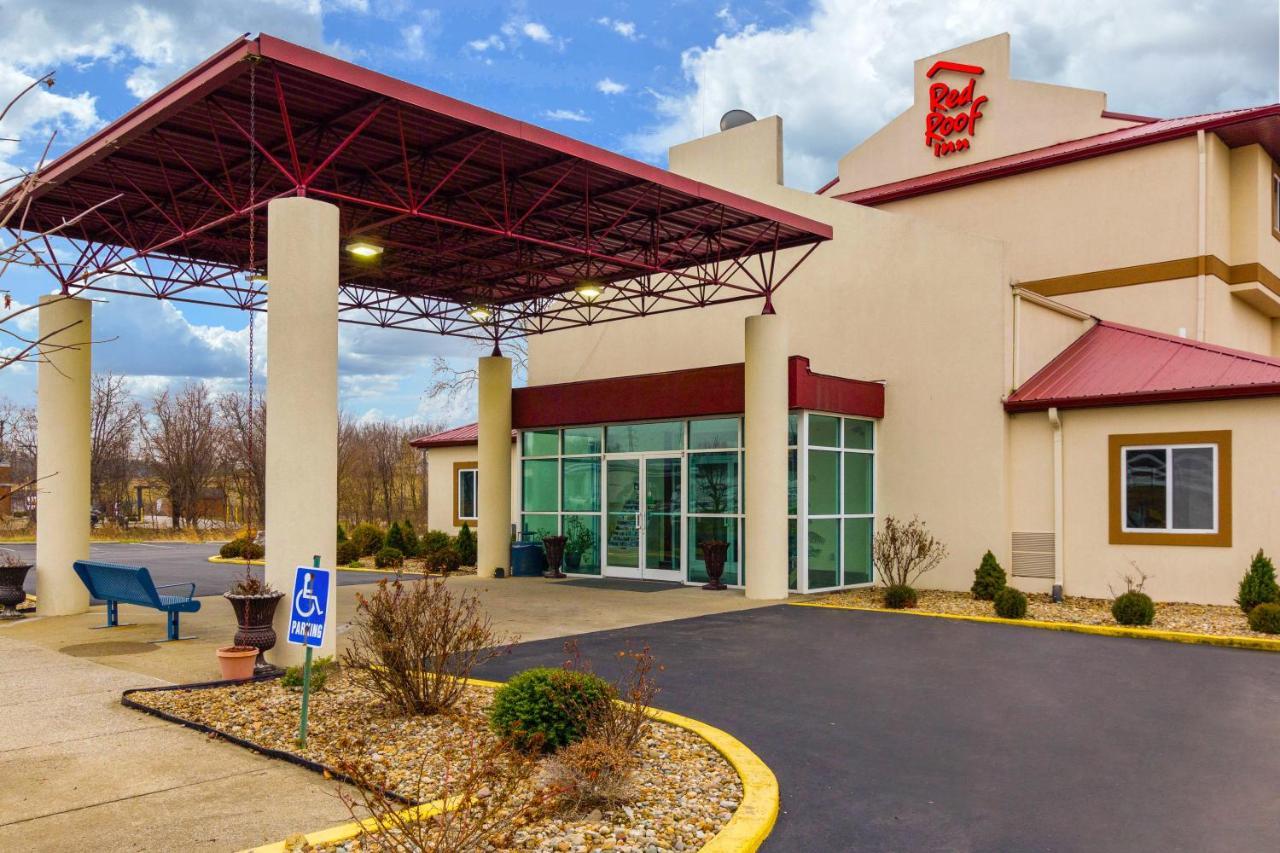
[1012,531,1055,579]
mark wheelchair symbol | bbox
[294,572,325,619]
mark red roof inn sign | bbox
[924,61,987,158]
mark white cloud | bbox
[468,34,504,53]
[542,108,590,123]
[521,22,553,44]
[470,15,566,56]
[626,0,1279,191]
[596,77,627,96]
[596,17,639,40]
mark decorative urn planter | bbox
[699,540,730,590]
[0,562,33,619]
[542,535,568,579]
[216,645,260,681]
[224,591,285,674]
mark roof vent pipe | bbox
[719,109,757,132]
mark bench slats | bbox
[72,560,201,642]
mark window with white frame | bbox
[1121,443,1217,533]
[456,467,478,521]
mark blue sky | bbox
[0,0,1275,427]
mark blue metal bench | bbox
[72,560,200,641]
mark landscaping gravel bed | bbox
[816,587,1276,638]
[130,677,740,852]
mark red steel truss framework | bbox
[8,35,830,343]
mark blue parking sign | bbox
[287,565,331,647]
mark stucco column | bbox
[35,295,92,615]
[476,354,512,578]
[265,197,339,665]
[744,311,789,600]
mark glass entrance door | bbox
[604,455,682,581]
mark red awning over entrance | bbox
[11,34,830,341]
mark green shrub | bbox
[385,522,407,555]
[489,667,615,752]
[219,538,245,559]
[993,587,1028,619]
[337,523,347,544]
[1112,591,1156,626]
[1236,549,1280,614]
[281,656,337,691]
[419,529,453,560]
[971,550,1007,601]
[1247,602,1280,634]
[425,544,462,574]
[456,522,476,567]
[883,584,917,609]
[375,546,404,569]
[349,523,384,557]
[241,541,264,560]
[336,540,359,566]
[401,519,420,557]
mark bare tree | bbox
[427,337,528,402]
[90,372,141,519]
[216,391,265,530]
[142,382,218,529]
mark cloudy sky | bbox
[0,0,1276,426]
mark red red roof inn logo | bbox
[924,60,987,158]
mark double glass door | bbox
[605,455,682,581]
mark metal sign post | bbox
[287,555,329,748]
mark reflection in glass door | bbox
[644,457,682,577]
[604,455,682,581]
[605,458,640,571]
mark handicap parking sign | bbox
[287,565,331,647]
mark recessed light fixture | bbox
[466,304,493,323]
[345,240,383,259]
[575,280,603,302]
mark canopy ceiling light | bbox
[466,304,493,323]
[345,240,383,259]
[574,281,603,302]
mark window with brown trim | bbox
[1272,165,1280,241]
[1108,431,1231,547]
[453,461,478,528]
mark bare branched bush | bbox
[873,515,948,588]
[343,578,511,715]
[336,732,552,853]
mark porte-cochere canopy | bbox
[8,34,830,341]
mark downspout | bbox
[1011,287,1022,389]
[1195,129,1207,341]
[1048,407,1064,603]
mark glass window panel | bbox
[787,449,797,516]
[688,517,739,586]
[521,429,559,457]
[563,514,601,576]
[521,459,558,512]
[809,414,840,447]
[645,457,682,572]
[605,421,683,453]
[520,514,559,543]
[457,469,477,519]
[844,419,874,451]
[808,449,840,516]
[807,518,840,589]
[787,413,798,447]
[843,517,873,585]
[689,417,739,450]
[562,427,602,455]
[690,452,739,514]
[788,518,798,591]
[1125,448,1167,530]
[561,458,601,512]
[605,459,640,568]
[843,453,873,515]
[1172,447,1215,530]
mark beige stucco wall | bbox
[423,442,517,536]
[1015,299,1090,387]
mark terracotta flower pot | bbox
[0,563,33,619]
[216,645,260,681]
[224,591,284,674]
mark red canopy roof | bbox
[1005,321,1280,412]
[11,34,829,341]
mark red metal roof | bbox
[839,105,1280,206]
[409,423,515,448]
[1005,321,1280,412]
[11,34,830,341]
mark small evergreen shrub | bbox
[336,540,359,566]
[281,656,337,691]
[426,545,462,575]
[219,538,245,559]
[489,667,615,752]
[883,584,917,609]
[1247,602,1280,634]
[241,541,264,560]
[349,523,384,557]
[337,523,347,544]
[375,546,404,569]
[419,529,453,561]
[993,587,1028,619]
[385,521,407,555]
[1236,549,1280,615]
[1112,591,1156,626]
[456,522,476,566]
[971,550,1007,601]
[401,519,420,557]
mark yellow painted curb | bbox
[208,555,266,567]
[241,678,777,853]
[791,600,1280,652]
[209,555,428,575]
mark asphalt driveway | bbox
[479,604,1280,853]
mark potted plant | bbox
[216,645,260,681]
[224,562,284,675]
[0,548,33,619]
[542,534,568,579]
[694,459,732,590]
[563,516,593,572]
[699,524,730,590]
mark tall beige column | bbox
[476,354,512,579]
[265,197,339,665]
[744,311,789,600]
[35,295,92,615]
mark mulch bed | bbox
[817,587,1276,639]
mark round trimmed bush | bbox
[1248,602,1280,634]
[349,523,384,557]
[993,586,1028,619]
[1236,549,1280,614]
[219,538,245,559]
[336,540,359,566]
[240,541,264,560]
[971,550,1007,601]
[1111,591,1156,626]
[489,667,615,752]
[374,546,404,569]
[883,584,917,609]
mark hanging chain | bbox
[245,60,258,541]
